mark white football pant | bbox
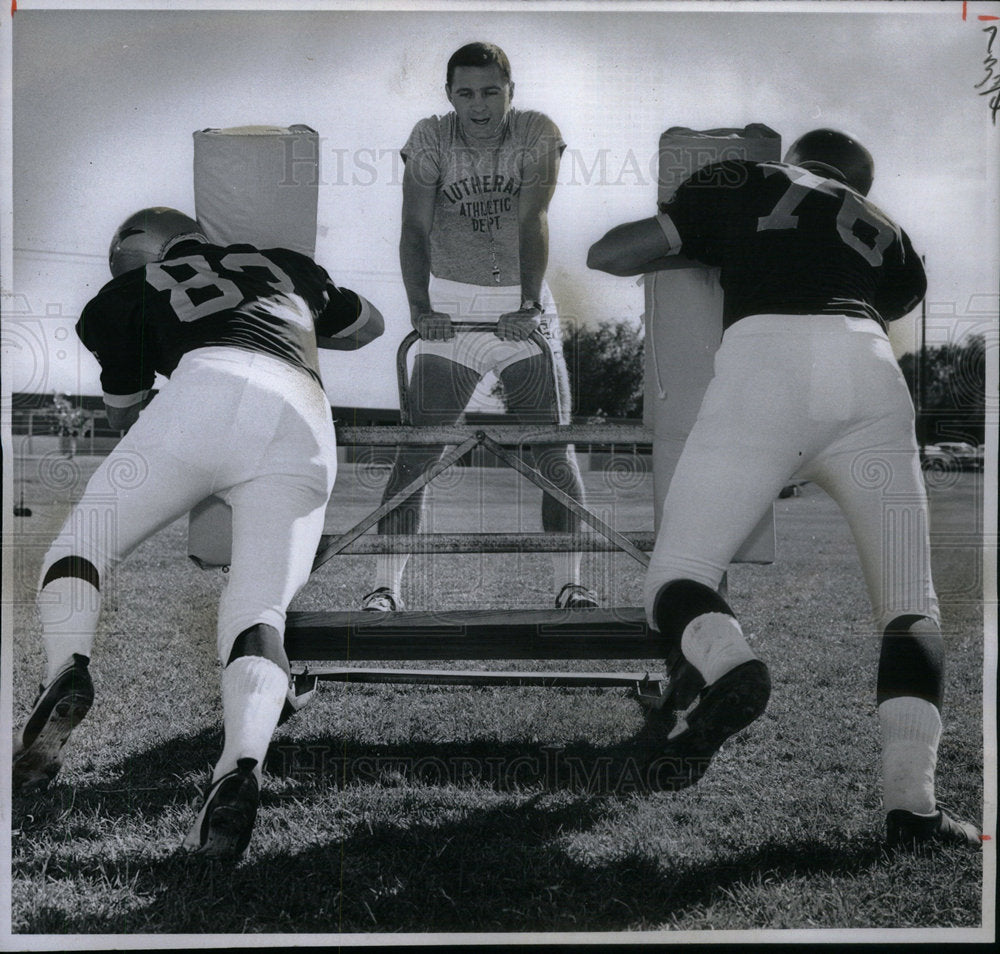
[644,313,939,633]
[40,347,337,663]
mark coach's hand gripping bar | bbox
[395,321,558,425]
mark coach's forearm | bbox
[399,227,434,322]
[518,211,549,302]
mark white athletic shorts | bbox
[644,313,939,633]
[415,276,563,375]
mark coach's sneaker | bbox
[12,654,94,793]
[648,659,770,791]
[556,583,600,609]
[361,587,404,612]
[183,757,260,859]
[886,804,982,849]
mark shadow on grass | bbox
[11,727,222,837]
[12,703,677,832]
[13,785,892,935]
[11,719,899,936]
[12,718,670,845]
[264,721,684,795]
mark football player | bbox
[12,207,384,858]
[361,42,599,613]
[588,129,981,849]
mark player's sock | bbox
[681,612,757,686]
[879,695,941,815]
[373,552,409,597]
[38,576,100,683]
[214,656,287,783]
[553,551,583,591]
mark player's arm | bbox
[103,395,145,431]
[316,286,385,350]
[400,152,452,341]
[76,288,153,432]
[587,212,692,276]
[496,144,561,341]
[589,162,736,276]
[97,361,152,432]
[875,229,927,323]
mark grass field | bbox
[5,442,991,941]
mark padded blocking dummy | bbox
[644,125,780,562]
[193,124,319,254]
[188,125,321,568]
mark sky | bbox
[2,0,998,410]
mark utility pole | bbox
[918,254,927,452]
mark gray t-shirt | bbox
[402,108,566,287]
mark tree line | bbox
[897,335,987,446]
[497,320,987,448]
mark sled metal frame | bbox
[285,323,677,701]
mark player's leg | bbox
[498,351,597,608]
[807,392,979,846]
[642,437,786,790]
[642,321,821,788]
[217,472,332,774]
[15,436,214,792]
[171,359,337,856]
[642,358,800,628]
[184,462,332,856]
[366,353,481,610]
[30,363,241,683]
[645,578,771,791]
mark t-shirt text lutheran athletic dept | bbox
[402,109,566,287]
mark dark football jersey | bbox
[76,243,365,399]
[661,160,926,329]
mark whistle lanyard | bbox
[486,143,502,284]
[457,119,509,286]
[488,225,501,284]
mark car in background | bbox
[921,441,981,473]
[935,442,982,471]
[920,444,953,473]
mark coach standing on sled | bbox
[361,41,599,614]
[588,129,981,848]
[12,208,384,858]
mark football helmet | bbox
[108,207,206,277]
[783,129,875,196]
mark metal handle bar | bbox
[395,320,560,425]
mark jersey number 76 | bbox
[756,165,898,266]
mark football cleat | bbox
[555,583,600,610]
[662,652,707,715]
[183,757,260,859]
[635,653,706,741]
[886,804,982,850]
[12,654,94,793]
[277,673,318,727]
[647,659,770,791]
[360,587,404,612]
